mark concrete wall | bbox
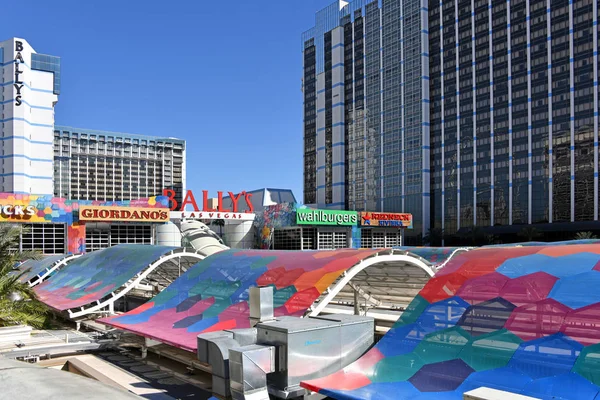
[223,221,254,249]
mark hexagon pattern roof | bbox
[99,248,382,352]
[35,244,178,311]
[302,243,600,399]
[394,247,469,266]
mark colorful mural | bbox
[302,244,600,399]
[16,254,69,284]
[253,202,299,249]
[100,248,382,352]
[34,244,177,311]
[0,193,169,253]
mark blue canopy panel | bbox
[35,244,178,311]
[99,248,383,352]
[301,242,600,400]
[16,254,71,285]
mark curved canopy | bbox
[484,239,600,247]
[309,247,471,318]
[17,254,67,284]
[394,246,471,267]
[35,244,179,311]
[302,243,600,399]
[16,254,80,286]
[100,248,385,352]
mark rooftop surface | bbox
[0,357,142,400]
[55,125,185,144]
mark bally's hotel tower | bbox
[0,38,60,195]
[303,0,600,239]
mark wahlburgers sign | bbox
[296,209,358,226]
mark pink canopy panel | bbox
[35,244,178,311]
[302,243,600,400]
[100,248,382,352]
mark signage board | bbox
[14,40,24,107]
[0,204,37,222]
[164,189,254,213]
[359,212,413,228]
[79,206,170,222]
[170,211,255,221]
[296,209,358,226]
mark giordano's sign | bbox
[296,209,358,226]
[79,206,170,222]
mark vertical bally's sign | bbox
[14,41,24,107]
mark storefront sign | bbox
[296,209,358,226]
[164,189,254,213]
[0,205,36,220]
[170,211,255,221]
[14,41,24,106]
[79,206,170,222]
[360,212,413,228]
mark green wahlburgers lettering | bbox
[296,209,358,226]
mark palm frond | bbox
[0,226,49,328]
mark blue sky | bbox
[2,0,332,202]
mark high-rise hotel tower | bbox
[0,38,60,195]
[302,0,431,240]
[304,0,600,241]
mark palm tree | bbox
[0,225,47,328]
[575,231,598,240]
[210,219,226,239]
[517,226,542,242]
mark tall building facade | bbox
[0,37,60,195]
[304,0,600,240]
[429,0,597,235]
[302,0,431,239]
[54,126,186,205]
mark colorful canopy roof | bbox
[302,243,600,400]
[16,254,71,285]
[35,244,178,311]
[394,246,470,266]
[100,248,382,352]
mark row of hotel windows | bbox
[55,132,183,148]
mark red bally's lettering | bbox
[163,189,178,211]
[164,189,255,213]
[203,190,216,212]
[217,192,229,212]
[245,192,254,213]
[228,191,244,213]
[181,190,200,211]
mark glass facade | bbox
[430,0,599,235]
[304,40,317,204]
[53,126,186,205]
[85,223,153,252]
[306,0,600,240]
[303,0,430,242]
[31,53,61,95]
[18,223,66,254]
[273,227,350,250]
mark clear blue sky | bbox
[2,0,331,202]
